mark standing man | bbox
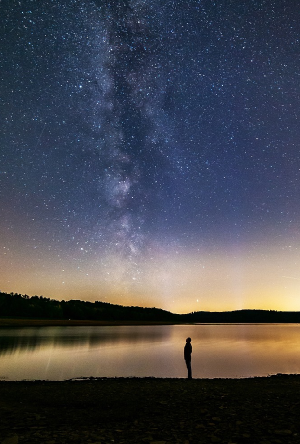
[184,337,192,379]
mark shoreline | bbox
[2,371,300,383]
[1,375,300,443]
[0,373,299,383]
[0,318,178,327]
[1,318,300,327]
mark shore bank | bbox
[1,375,300,443]
[0,318,177,327]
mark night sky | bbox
[1,0,300,313]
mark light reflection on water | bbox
[0,325,167,353]
[0,324,300,380]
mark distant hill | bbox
[1,291,300,323]
[183,310,300,323]
[0,291,178,322]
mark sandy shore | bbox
[1,375,300,443]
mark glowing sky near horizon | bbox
[1,0,300,314]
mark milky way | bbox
[1,1,300,312]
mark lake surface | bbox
[1,324,300,380]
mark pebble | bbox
[274,429,292,435]
[1,436,18,444]
[150,441,166,444]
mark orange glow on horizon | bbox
[2,238,300,314]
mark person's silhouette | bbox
[184,337,192,379]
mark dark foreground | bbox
[1,375,300,444]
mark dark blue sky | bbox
[1,0,300,312]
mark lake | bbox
[1,324,300,380]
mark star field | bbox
[1,0,300,313]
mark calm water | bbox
[1,324,300,380]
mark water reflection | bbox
[0,326,168,355]
[0,324,300,380]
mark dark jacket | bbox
[184,342,192,362]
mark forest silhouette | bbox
[1,291,300,323]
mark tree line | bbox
[0,291,178,322]
[1,291,300,323]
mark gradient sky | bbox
[1,0,300,314]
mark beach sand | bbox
[1,375,300,443]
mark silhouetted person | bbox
[184,337,192,379]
